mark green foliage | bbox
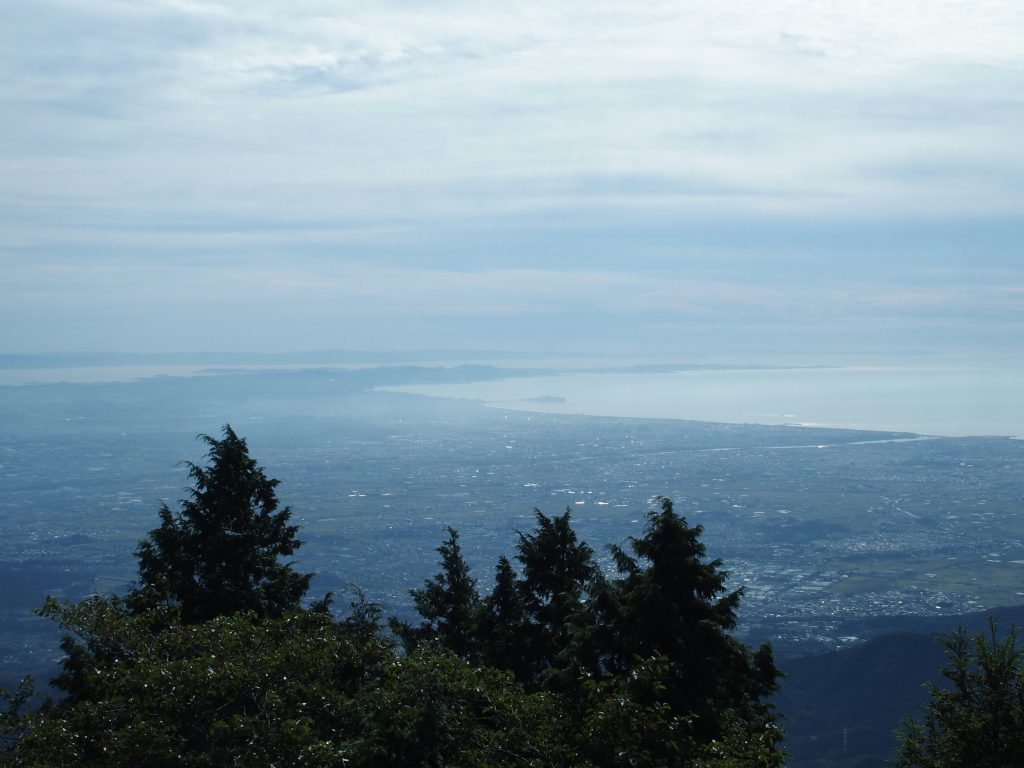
[570,654,783,768]
[346,648,568,768]
[572,653,694,768]
[5,599,569,768]
[132,425,312,624]
[894,619,1024,768]
[694,715,787,768]
[40,592,175,703]
[5,601,389,767]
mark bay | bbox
[380,365,1024,438]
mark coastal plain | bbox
[2,366,1022,691]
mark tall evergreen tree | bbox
[601,497,779,742]
[513,508,599,685]
[392,526,482,659]
[478,555,532,680]
[131,425,312,623]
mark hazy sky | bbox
[2,0,1022,360]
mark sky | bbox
[2,0,1023,362]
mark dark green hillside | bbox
[779,633,948,767]
[779,604,1024,768]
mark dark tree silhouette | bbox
[132,425,312,623]
[478,555,533,680]
[601,497,780,741]
[510,508,599,685]
[391,526,482,659]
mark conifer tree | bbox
[132,425,312,623]
[601,497,779,742]
[393,526,482,659]
[478,555,532,679]
[512,508,599,684]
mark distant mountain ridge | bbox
[0,350,522,368]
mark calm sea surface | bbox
[382,365,1024,438]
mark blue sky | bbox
[2,0,1022,361]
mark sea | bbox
[380,364,1024,438]
[1,358,1021,438]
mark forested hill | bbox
[779,603,1024,768]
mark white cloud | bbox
[6,0,1024,224]
[2,0,1023,353]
